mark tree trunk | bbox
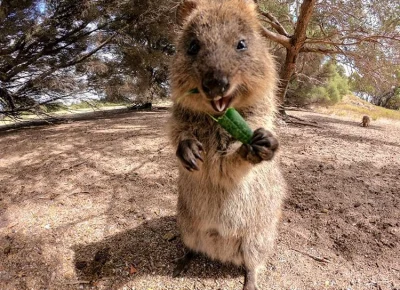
[277,48,297,106]
[275,0,316,116]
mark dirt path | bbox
[0,110,399,290]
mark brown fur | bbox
[362,115,370,127]
[169,1,286,289]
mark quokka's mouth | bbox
[211,95,233,112]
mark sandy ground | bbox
[0,110,399,290]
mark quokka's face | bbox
[171,0,277,115]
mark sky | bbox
[37,0,46,14]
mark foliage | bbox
[1,0,400,117]
[79,0,176,104]
[258,0,400,110]
[287,60,349,106]
[385,88,400,110]
[350,69,400,110]
[0,0,175,117]
[0,0,115,114]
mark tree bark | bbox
[275,0,316,113]
[277,48,297,106]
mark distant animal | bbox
[361,115,370,127]
[168,1,286,289]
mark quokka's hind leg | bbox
[173,249,197,277]
[240,243,262,290]
[240,229,277,290]
[243,267,259,290]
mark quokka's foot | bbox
[239,128,279,164]
[172,250,197,277]
[176,139,204,171]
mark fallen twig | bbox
[59,161,86,173]
[285,114,323,128]
[286,119,323,128]
[68,191,90,196]
[7,222,19,228]
[285,107,313,112]
[65,280,91,285]
[279,113,323,128]
[287,114,317,123]
[291,248,330,263]
[289,229,312,241]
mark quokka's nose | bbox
[202,72,230,98]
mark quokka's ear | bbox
[176,1,197,27]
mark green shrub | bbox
[44,103,67,112]
[287,60,349,106]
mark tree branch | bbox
[305,34,400,46]
[292,0,316,50]
[14,33,117,97]
[259,10,290,37]
[62,33,117,68]
[260,27,291,49]
[300,46,358,56]
[2,22,110,81]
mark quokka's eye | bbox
[187,39,201,56]
[237,40,247,51]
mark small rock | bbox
[163,232,178,241]
[3,245,11,255]
[129,265,138,275]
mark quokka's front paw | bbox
[176,139,204,171]
[239,128,279,164]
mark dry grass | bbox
[315,94,400,121]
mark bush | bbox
[286,60,349,106]
[387,94,400,110]
[43,103,67,112]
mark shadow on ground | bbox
[72,216,243,287]
[0,107,168,133]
